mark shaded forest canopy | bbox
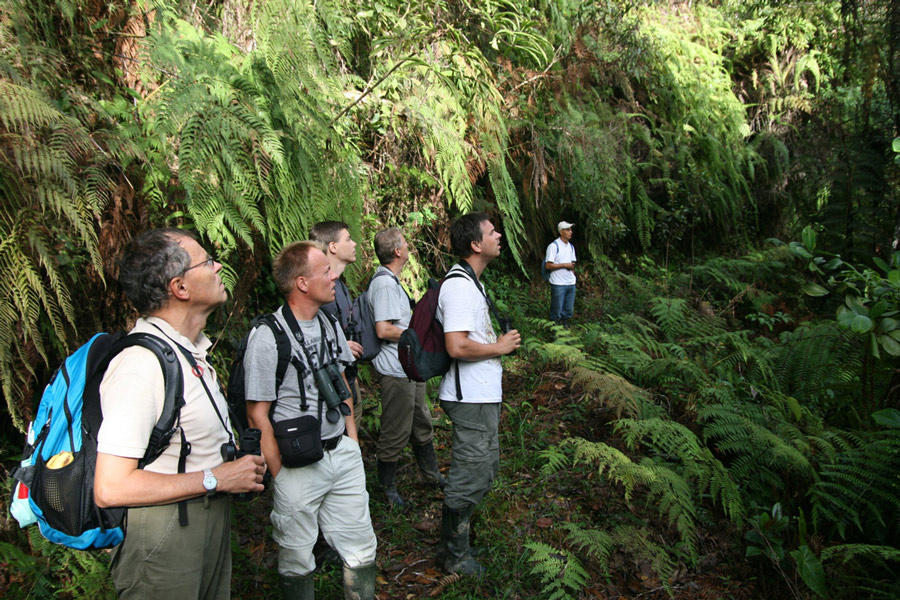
[0,0,898,598]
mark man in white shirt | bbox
[435,213,521,576]
[368,227,445,508]
[94,229,265,600]
[545,221,577,326]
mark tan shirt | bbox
[97,317,231,474]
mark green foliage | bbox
[0,530,115,599]
[810,413,900,541]
[523,541,589,600]
[789,227,900,360]
[138,2,366,268]
[0,78,131,429]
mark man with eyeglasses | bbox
[94,228,265,600]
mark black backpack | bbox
[226,314,292,435]
[14,332,183,550]
[349,270,393,362]
[226,309,347,432]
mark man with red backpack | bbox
[435,213,521,576]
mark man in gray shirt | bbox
[245,241,376,599]
[368,227,445,508]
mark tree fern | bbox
[546,437,700,558]
[0,80,128,429]
[699,401,814,492]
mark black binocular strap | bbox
[280,305,346,432]
[177,427,190,526]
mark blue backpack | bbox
[14,332,183,550]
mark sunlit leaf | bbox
[802,282,829,297]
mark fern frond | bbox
[524,541,590,600]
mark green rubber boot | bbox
[280,573,314,600]
[412,442,447,488]
[439,503,485,576]
[342,562,376,600]
[377,459,408,509]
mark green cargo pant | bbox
[110,494,231,600]
[439,401,501,511]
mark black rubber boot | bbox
[342,562,376,600]
[376,459,407,509]
[438,503,485,576]
[412,441,447,488]
[280,573,315,599]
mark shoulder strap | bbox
[255,314,292,391]
[452,262,504,324]
[110,333,185,469]
[367,268,392,290]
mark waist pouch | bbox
[274,416,323,468]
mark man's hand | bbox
[212,454,265,494]
[347,339,364,359]
[497,329,521,355]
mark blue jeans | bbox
[550,284,575,324]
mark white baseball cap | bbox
[557,221,574,231]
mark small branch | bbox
[328,57,415,127]
[510,47,562,93]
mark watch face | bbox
[203,470,217,492]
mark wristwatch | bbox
[202,469,218,494]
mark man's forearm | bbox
[375,320,403,342]
[95,454,211,507]
[248,401,282,476]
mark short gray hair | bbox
[374,227,403,265]
[118,229,193,314]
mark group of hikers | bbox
[90,212,577,599]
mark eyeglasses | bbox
[182,255,216,274]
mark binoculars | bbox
[313,363,352,424]
[238,428,262,458]
[219,428,263,463]
[234,428,262,501]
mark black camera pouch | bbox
[274,416,323,468]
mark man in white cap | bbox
[544,221,576,326]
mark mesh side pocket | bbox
[31,451,89,536]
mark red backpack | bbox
[397,272,467,384]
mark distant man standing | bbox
[310,221,365,430]
[244,242,377,599]
[436,213,521,576]
[545,221,576,326]
[368,227,445,508]
[94,229,265,600]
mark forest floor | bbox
[229,362,767,600]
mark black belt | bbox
[322,433,345,451]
